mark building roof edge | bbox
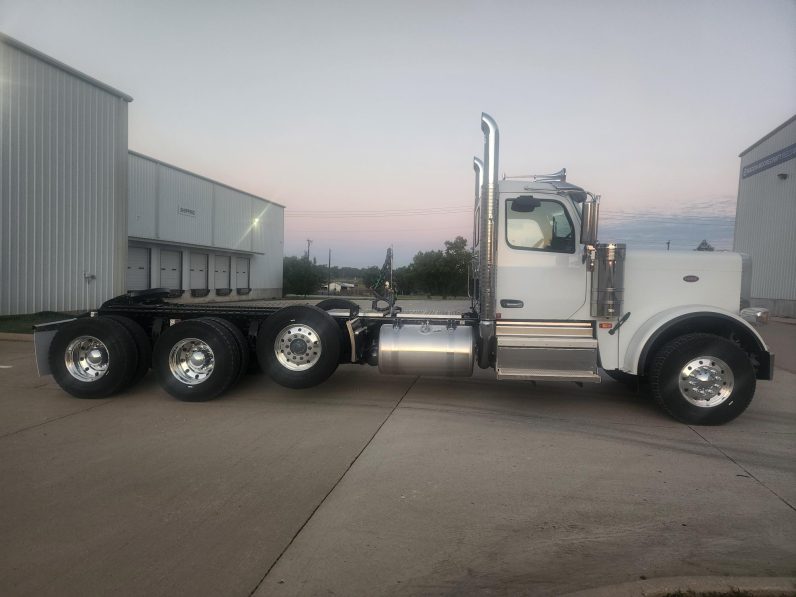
[739,114,796,157]
[128,150,286,209]
[0,32,133,102]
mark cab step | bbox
[495,321,600,383]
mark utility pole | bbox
[328,249,332,295]
[666,240,671,251]
[306,238,313,261]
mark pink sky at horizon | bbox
[1,0,794,266]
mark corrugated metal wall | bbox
[128,152,284,292]
[734,118,796,317]
[0,37,129,315]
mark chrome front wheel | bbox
[678,355,734,407]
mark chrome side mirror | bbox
[580,198,599,245]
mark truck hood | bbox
[623,249,742,318]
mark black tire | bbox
[199,317,250,386]
[153,318,241,402]
[257,305,340,389]
[102,315,152,387]
[316,298,360,315]
[315,299,356,363]
[48,317,137,399]
[649,333,756,425]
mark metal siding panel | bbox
[0,39,128,314]
[128,154,157,238]
[735,119,796,304]
[158,165,213,246]
[213,185,252,251]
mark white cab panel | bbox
[496,192,587,319]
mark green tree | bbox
[442,236,470,297]
[283,256,324,296]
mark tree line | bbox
[283,236,471,298]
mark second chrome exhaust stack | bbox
[477,113,499,368]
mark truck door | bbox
[496,194,587,319]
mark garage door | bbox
[214,255,231,290]
[236,257,250,289]
[127,247,150,291]
[190,253,208,289]
[160,250,182,290]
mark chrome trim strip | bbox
[497,336,597,348]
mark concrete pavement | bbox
[0,322,793,596]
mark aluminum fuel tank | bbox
[378,323,474,377]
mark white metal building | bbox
[734,115,796,318]
[127,152,283,301]
[0,34,130,315]
[0,34,284,315]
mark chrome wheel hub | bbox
[65,335,109,382]
[169,338,215,384]
[274,324,321,371]
[678,356,734,407]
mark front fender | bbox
[623,305,770,376]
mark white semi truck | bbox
[34,113,773,425]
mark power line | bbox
[285,206,471,218]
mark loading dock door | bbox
[236,258,250,288]
[214,255,231,289]
[190,253,208,289]
[127,247,150,291]
[160,250,182,289]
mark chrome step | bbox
[495,320,599,382]
[496,368,601,382]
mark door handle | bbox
[500,299,524,308]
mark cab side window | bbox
[506,198,575,253]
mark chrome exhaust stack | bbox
[478,113,499,368]
[473,156,484,241]
[472,157,484,284]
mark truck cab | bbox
[471,113,773,423]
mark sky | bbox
[1,0,794,265]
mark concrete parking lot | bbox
[0,320,794,596]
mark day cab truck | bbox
[34,113,774,425]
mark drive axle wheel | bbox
[649,333,755,425]
[101,315,152,387]
[153,319,241,401]
[199,317,250,386]
[49,318,137,398]
[257,306,340,389]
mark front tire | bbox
[257,306,340,389]
[649,333,756,425]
